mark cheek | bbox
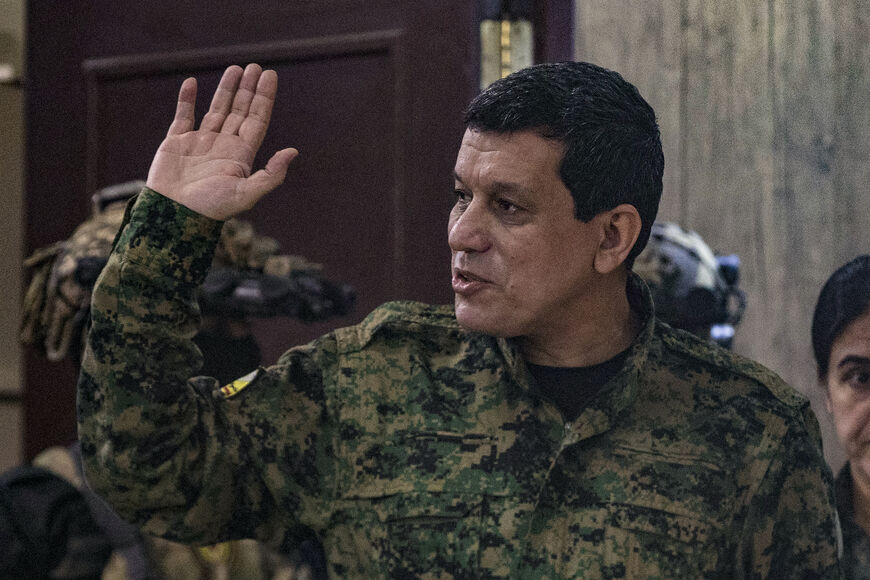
[499,231,589,296]
[830,393,870,445]
[502,253,551,293]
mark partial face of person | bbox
[826,307,870,482]
[448,129,601,340]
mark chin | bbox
[454,301,516,337]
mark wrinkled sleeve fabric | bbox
[737,404,842,578]
[77,188,336,548]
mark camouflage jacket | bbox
[836,464,870,579]
[79,188,842,579]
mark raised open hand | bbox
[145,63,298,221]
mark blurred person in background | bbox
[634,221,745,348]
[813,254,870,579]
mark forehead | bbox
[454,129,564,186]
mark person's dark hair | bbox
[811,254,870,381]
[463,61,664,267]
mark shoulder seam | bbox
[334,300,459,354]
[656,322,808,409]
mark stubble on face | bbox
[448,129,603,345]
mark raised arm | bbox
[77,65,330,546]
[146,63,297,220]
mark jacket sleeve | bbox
[736,404,842,578]
[77,188,336,548]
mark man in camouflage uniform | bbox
[78,62,841,577]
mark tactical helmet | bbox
[20,181,142,363]
[634,222,745,348]
[21,181,355,364]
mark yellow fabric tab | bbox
[197,542,231,564]
[220,370,258,399]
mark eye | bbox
[843,366,870,391]
[496,198,520,214]
[453,189,470,203]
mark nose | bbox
[448,199,491,254]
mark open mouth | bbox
[453,267,491,283]
[456,270,483,283]
[452,268,491,296]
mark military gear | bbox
[200,267,354,322]
[21,182,354,364]
[0,463,113,579]
[634,221,746,348]
[32,444,153,580]
[78,188,841,578]
[19,182,141,362]
[27,444,300,580]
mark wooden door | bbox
[24,0,573,458]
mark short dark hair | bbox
[811,254,870,381]
[463,61,664,267]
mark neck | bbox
[852,466,870,534]
[519,271,640,367]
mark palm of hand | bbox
[145,64,297,221]
[148,131,258,220]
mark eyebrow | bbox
[837,355,870,369]
[452,171,531,195]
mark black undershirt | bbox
[526,348,630,423]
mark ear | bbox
[593,204,642,274]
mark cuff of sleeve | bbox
[116,187,224,284]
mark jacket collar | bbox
[496,272,656,441]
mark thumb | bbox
[239,148,299,207]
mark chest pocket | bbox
[528,444,727,578]
[336,431,498,577]
[523,502,719,578]
[603,503,718,578]
[605,449,726,578]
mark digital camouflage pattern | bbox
[20,192,129,361]
[19,182,315,579]
[79,188,842,578]
[835,465,870,579]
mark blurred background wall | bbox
[0,0,24,472]
[575,0,870,470]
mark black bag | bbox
[0,465,112,579]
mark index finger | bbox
[238,69,279,152]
